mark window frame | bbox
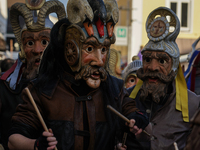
[166,0,192,32]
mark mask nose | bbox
[32,41,44,56]
[147,59,160,72]
[90,49,104,67]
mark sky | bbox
[47,0,68,17]
[57,0,68,8]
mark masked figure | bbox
[8,0,149,150]
[184,37,200,95]
[122,56,142,88]
[184,38,200,150]
[0,0,66,149]
[127,7,200,150]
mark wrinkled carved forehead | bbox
[142,50,171,59]
[21,29,51,41]
[142,50,173,73]
[83,36,111,47]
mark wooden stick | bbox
[107,105,130,123]
[174,142,179,150]
[107,105,151,137]
[25,88,58,150]
[122,132,127,147]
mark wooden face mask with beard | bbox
[137,51,176,103]
[75,37,111,89]
[63,25,112,89]
[22,29,50,79]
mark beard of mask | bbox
[136,68,176,103]
[22,56,41,80]
[74,65,108,87]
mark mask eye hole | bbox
[86,46,93,52]
[102,47,106,53]
[27,41,34,46]
[41,40,48,46]
[159,59,166,64]
[144,57,151,63]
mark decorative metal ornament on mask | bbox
[64,39,79,66]
[10,0,66,61]
[142,7,180,73]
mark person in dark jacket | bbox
[8,0,149,150]
[0,0,66,149]
[127,7,200,150]
[0,58,15,73]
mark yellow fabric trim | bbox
[175,63,189,122]
[129,79,143,99]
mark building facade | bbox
[0,0,7,39]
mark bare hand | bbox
[115,143,127,150]
[42,129,57,150]
[126,119,143,135]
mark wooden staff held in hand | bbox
[25,88,58,150]
[107,105,151,137]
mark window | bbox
[166,0,192,32]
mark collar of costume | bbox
[10,0,66,61]
[0,54,25,90]
[129,63,189,122]
[142,7,180,73]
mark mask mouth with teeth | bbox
[75,65,107,89]
[34,58,41,66]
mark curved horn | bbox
[103,0,119,24]
[67,0,93,24]
[10,3,33,45]
[37,0,66,27]
[10,3,33,59]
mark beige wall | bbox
[179,0,200,39]
[111,0,132,66]
[7,0,24,8]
